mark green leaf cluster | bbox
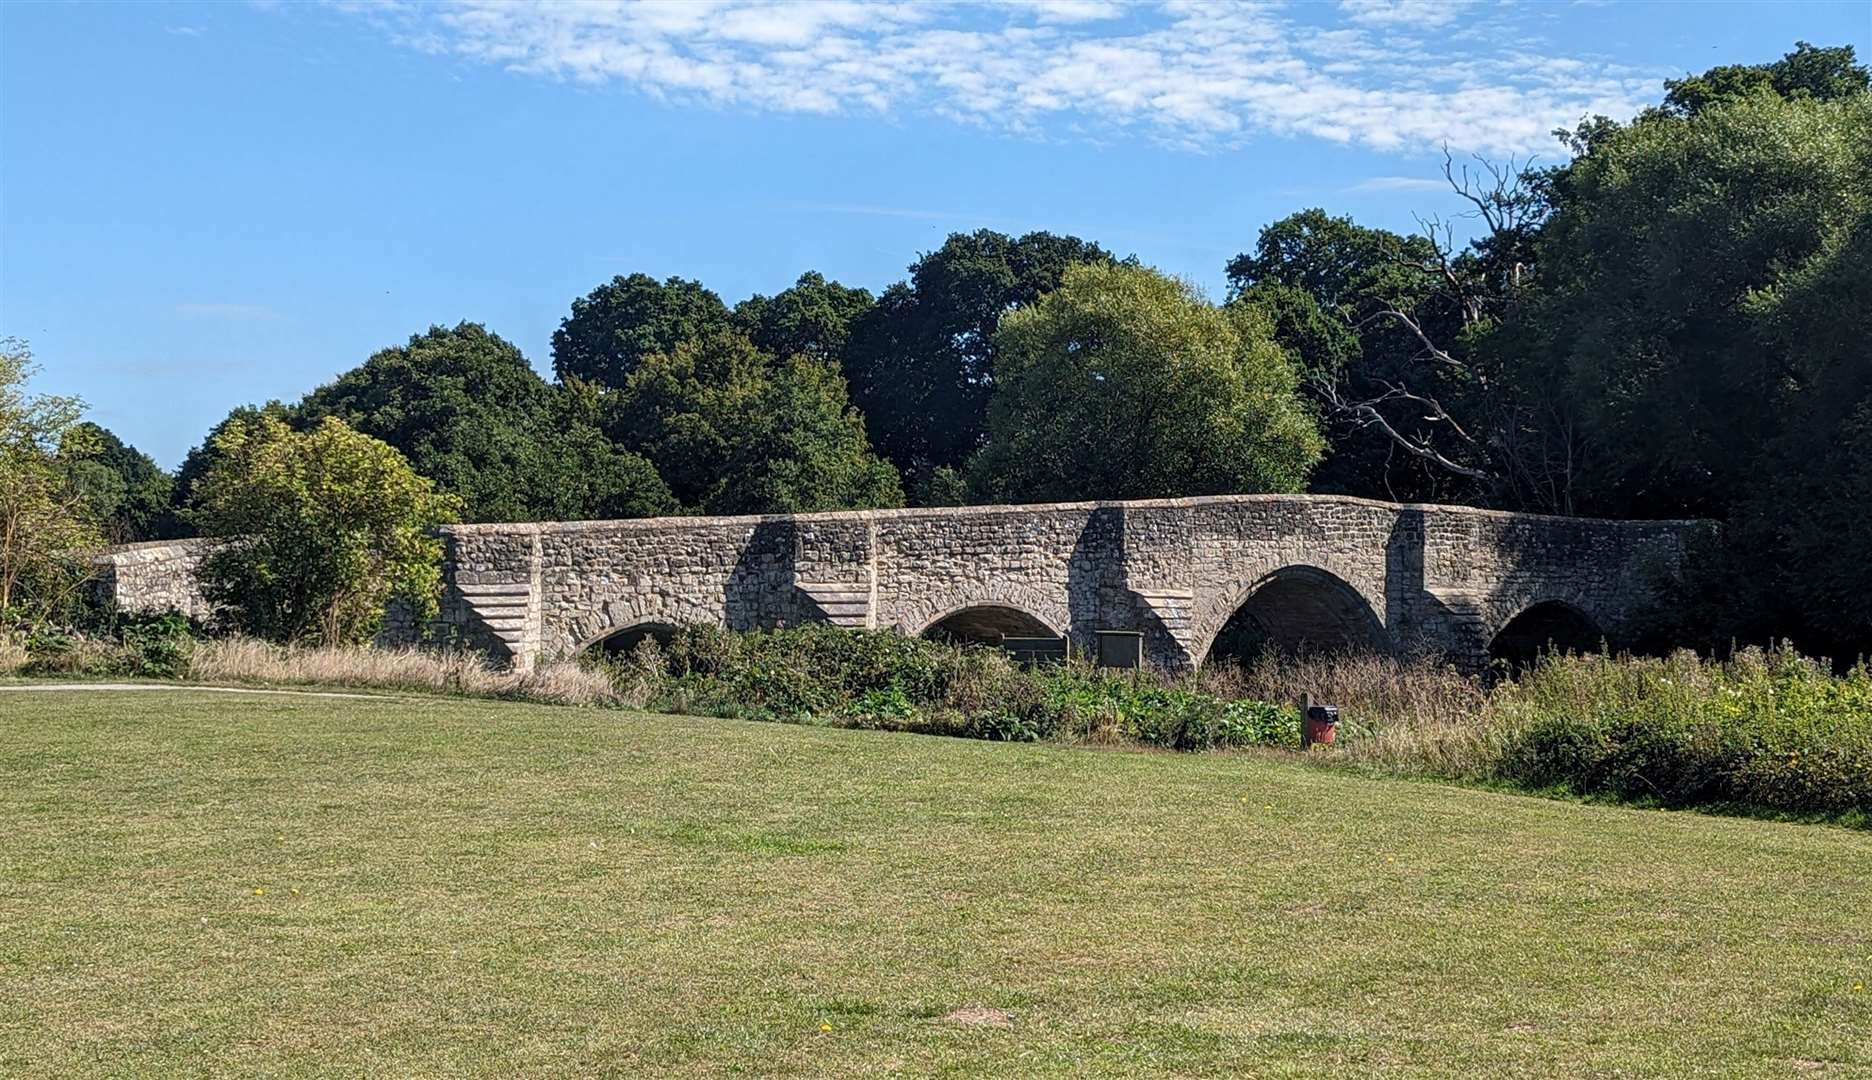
[604,332,902,515]
[189,414,463,645]
[0,339,104,621]
[970,263,1322,503]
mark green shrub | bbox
[117,612,197,679]
[1491,648,1872,816]
[614,625,1298,753]
[11,611,201,679]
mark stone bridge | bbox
[97,495,1702,672]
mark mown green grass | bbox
[2,689,1868,1077]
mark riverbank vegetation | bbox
[7,619,1866,825]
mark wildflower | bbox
[1855,982,1864,993]
[819,1022,832,1032]
[253,888,265,896]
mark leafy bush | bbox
[615,624,1299,752]
[116,612,197,679]
[1487,648,1871,816]
[10,611,200,679]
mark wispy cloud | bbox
[166,24,206,37]
[1030,0,1126,23]
[174,302,282,321]
[1343,175,1453,193]
[1338,0,1477,29]
[332,1,1659,156]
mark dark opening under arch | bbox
[1207,567,1385,667]
[921,605,1057,647]
[1488,602,1601,670]
[588,621,679,658]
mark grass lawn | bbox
[2,689,1869,1077]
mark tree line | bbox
[6,43,1868,658]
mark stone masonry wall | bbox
[93,538,220,621]
[100,495,1706,672]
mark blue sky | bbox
[4,0,1867,468]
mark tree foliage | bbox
[732,271,874,362]
[1660,41,1868,117]
[171,401,294,521]
[1512,87,1872,520]
[299,323,675,523]
[707,353,905,516]
[63,422,179,543]
[1225,210,1486,503]
[970,264,1321,503]
[842,230,1117,487]
[551,274,731,389]
[188,414,462,645]
[605,332,902,515]
[0,339,104,620]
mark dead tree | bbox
[1320,147,1580,513]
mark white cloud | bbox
[1338,0,1478,29]
[1027,0,1125,23]
[1343,175,1452,193]
[335,0,1660,155]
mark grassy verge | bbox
[2,689,1868,1077]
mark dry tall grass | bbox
[1199,651,1487,729]
[0,635,28,677]
[188,638,620,707]
[1194,651,1505,777]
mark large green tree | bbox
[732,272,874,363]
[1659,40,1868,117]
[841,230,1117,493]
[63,422,179,543]
[1495,47,1872,657]
[708,353,904,516]
[299,323,675,523]
[1513,87,1872,520]
[552,274,731,388]
[188,414,463,644]
[605,332,902,515]
[0,339,104,620]
[171,402,295,525]
[970,264,1321,503]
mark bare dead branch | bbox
[1315,377,1491,481]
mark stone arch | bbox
[889,582,1070,645]
[919,604,1063,645]
[1486,596,1604,669]
[1189,548,1389,663]
[1195,564,1388,667]
[584,620,681,657]
[560,591,728,657]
